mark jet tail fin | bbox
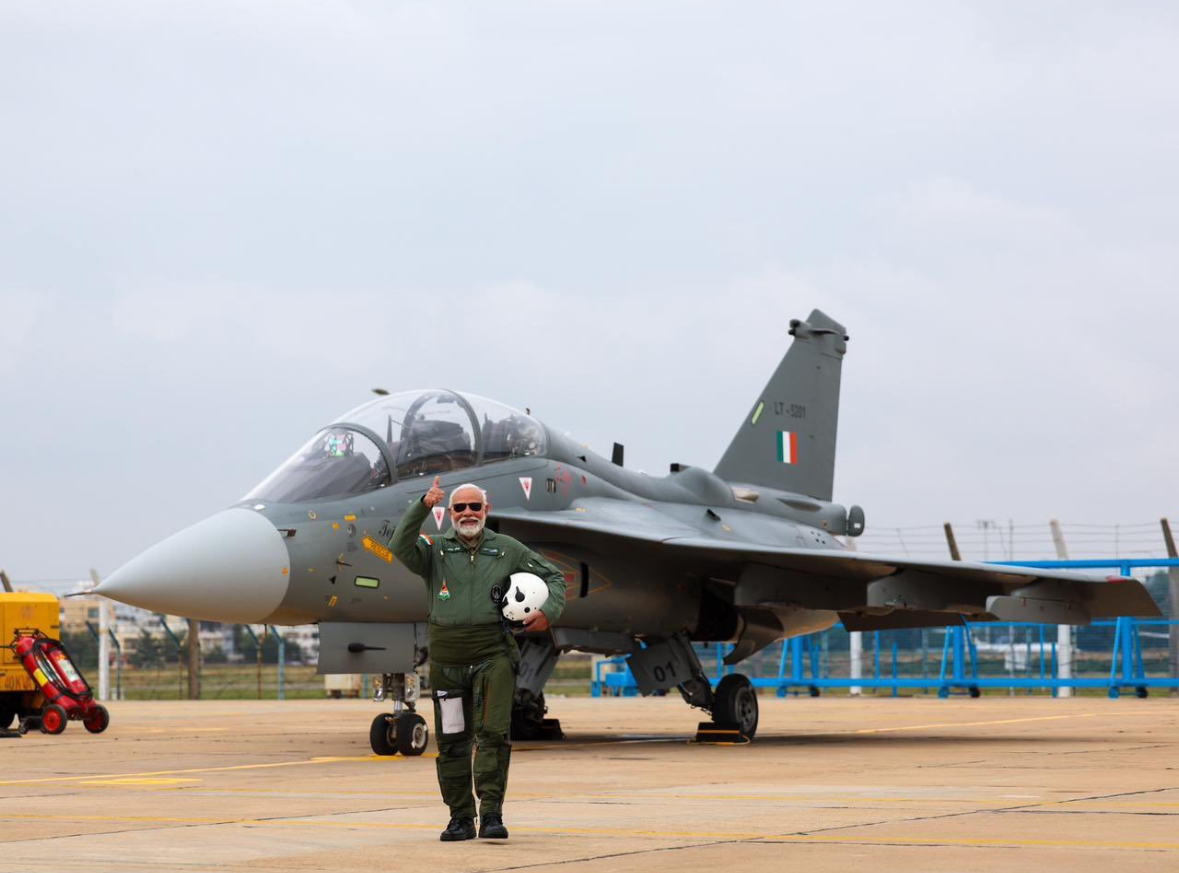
[714,310,847,501]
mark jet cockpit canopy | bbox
[243,389,546,504]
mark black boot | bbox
[440,816,476,842]
[479,813,509,839]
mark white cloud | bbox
[893,177,1076,247]
[0,291,52,371]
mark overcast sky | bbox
[2,2,1177,586]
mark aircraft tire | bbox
[41,703,68,735]
[369,713,397,756]
[395,712,429,756]
[712,674,759,739]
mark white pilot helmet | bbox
[502,572,549,623]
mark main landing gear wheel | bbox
[712,674,759,739]
[370,713,397,755]
[40,703,68,735]
[395,712,429,756]
[83,704,110,734]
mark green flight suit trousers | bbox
[429,652,516,818]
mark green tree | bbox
[161,628,187,663]
[238,633,301,664]
[60,631,98,671]
[130,628,164,669]
[1146,570,1171,616]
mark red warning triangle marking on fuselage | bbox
[432,505,446,530]
[519,477,532,500]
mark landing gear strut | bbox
[679,642,759,742]
[511,637,564,740]
[369,672,428,756]
[511,689,552,740]
[626,632,760,742]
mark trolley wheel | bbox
[712,673,759,739]
[369,712,397,756]
[395,712,429,756]
[83,704,110,734]
[969,686,981,699]
[41,704,68,735]
[1135,686,1149,699]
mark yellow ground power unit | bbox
[1,592,62,726]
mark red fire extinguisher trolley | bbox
[9,630,110,735]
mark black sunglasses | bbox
[450,502,484,513]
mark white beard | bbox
[457,517,485,539]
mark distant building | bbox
[59,595,115,635]
[280,625,320,663]
[57,581,317,664]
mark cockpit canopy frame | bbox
[243,389,546,504]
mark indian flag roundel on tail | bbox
[777,431,798,465]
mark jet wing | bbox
[493,501,1161,623]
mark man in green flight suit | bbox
[390,475,566,842]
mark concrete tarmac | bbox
[1,696,1177,872]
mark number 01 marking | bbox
[652,661,677,684]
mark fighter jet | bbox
[98,310,1160,752]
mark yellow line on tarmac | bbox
[60,783,1028,806]
[120,727,230,735]
[79,779,201,787]
[3,813,1179,851]
[847,713,1100,733]
[0,754,431,787]
[768,835,1179,851]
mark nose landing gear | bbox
[370,710,429,756]
[369,672,429,756]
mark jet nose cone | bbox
[99,508,290,623]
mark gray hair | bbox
[449,483,489,506]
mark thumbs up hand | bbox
[423,476,446,509]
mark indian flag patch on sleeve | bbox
[776,431,799,464]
